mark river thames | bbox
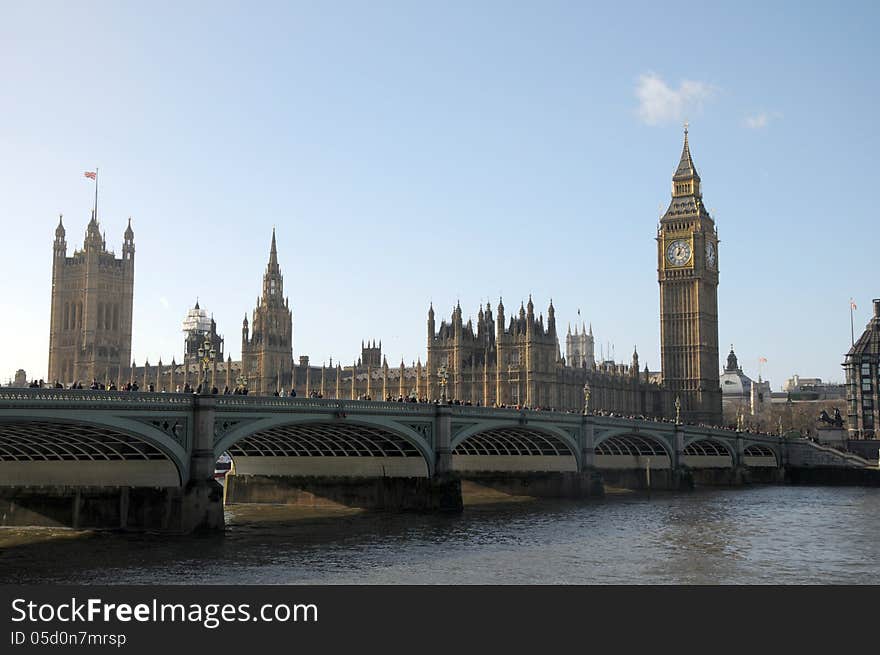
[2,486,879,584]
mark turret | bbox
[123,218,134,260]
[84,210,103,252]
[547,299,556,336]
[496,298,505,338]
[53,215,66,258]
[452,300,462,327]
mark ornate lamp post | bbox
[674,395,681,425]
[197,335,216,394]
[437,363,449,403]
[583,382,591,415]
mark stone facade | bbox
[657,128,722,425]
[241,230,293,394]
[47,212,134,386]
[565,322,594,368]
[844,299,880,439]
[423,299,667,413]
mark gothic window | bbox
[77,303,83,328]
[98,303,104,330]
[63,303,69,330]
[113,304,119,331]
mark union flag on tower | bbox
[84,171,96,180]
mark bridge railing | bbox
[0,389,788,444]
[0,388,193,408]
[213,396,437,415]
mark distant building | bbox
[781,374,846,400]
[657,127,722,425]
[565,322,594,368]
[47,212,134,386]
[720,345,772,417]
[720,346,752,407]
[844,299,880,439]
[241,229,293,394]
[6,370,27,388]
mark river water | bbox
[2,486,878,584]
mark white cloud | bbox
[744,111,781,129]
[159,296,170,309]
[636,73,715,126]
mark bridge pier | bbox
[0,483,222,532]
[181,395,225,531]
[224,474,462,512]
[459,471,604,500]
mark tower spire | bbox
[268,228,279,270]
[672,122,701,197]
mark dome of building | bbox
[720,345,752,398]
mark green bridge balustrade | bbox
[0,389,872,532]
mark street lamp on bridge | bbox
[437,363,448,403]
[197,335,216,394]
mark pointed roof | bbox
[673,125,700,182]
[84,210,103,248]
[124,217,134,240]
[268,228,279,270]
[55,214,65,238]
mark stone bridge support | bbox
[181,395,224,531]
[672,426,694,490]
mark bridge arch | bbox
[0,418,185,487]
[682,438,734,469]
[215,416,435,478]
[593,432,672,469]
[742,443,779,468]
[451,424,580,473]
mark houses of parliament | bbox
[44,129,722,424]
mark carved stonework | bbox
[213,418,261,446]
[451,421,478,442]
[131,416,187,448]
[403,421,433,446]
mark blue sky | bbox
[0,1,876,389]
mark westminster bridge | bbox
[0,388,873,532]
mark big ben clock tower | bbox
[657,125,721,425]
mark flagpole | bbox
[94,167,99,220]
[850,300,855,346]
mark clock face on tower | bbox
[666,239,692,267]
[705,241,717,268]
